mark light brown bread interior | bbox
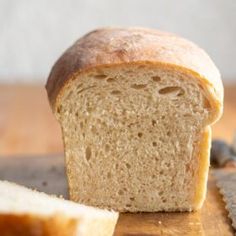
[0,181,118,236]
[56,64,216,212]
[46,27,223,212]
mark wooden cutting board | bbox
[0,155,234,236]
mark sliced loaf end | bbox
[0,181,118,236]
[57,64,218,212]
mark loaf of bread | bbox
[0,181,118,235]
[46,27,223,212]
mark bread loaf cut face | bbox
[0,181,118,236]
[46,28,223,212]
[56,64,218,212]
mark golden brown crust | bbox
[193,126,211,209]
[46,27,223,121]
[0,214,77,236]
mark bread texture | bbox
[46,27,223,212]
[0,181,118,236]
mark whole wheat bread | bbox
[0,181,118,236]
[46,27,223,212]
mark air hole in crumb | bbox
[126,163,131,169]
[118,190,124,195]
[159,86,184,96]
[105,144,110,152]
[76,84,83,89]
[111,90,121,95]
[159,137,165,142]
[161,115,165,120]
[94,74,107,79]
[77,86,96,95]
[152,120,157,126]
[115,163,119,169]
[107,78,115,82]
[57,105,62,114]
[183,113,191,118]
[122,109,126,115]
[126,204,131,207]
[177,89,185,96]
[131,84,147,89]
[87,107,93,113]
[138,132,143,138]
[160,170,164,175]
[165,163,171,168]
[107,172,112,178]
[151,175,156,179]
[162,199,167,203]
[130,197,135,201]
[159,191,164,196]
[85,147,91,161]
[66,91,73,99]
[152,142,157,147]
[185,163,191,172]
[167,131,171,136]
[91,126,96,134]
[152,76,161,82]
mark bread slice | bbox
[0,181,118,236]
[46,27,223,212]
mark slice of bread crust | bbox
[0,181,118,236]
[46,27,223,212]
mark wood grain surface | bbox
[0,84,236,235]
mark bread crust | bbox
[0,214,78,236]
[193,126,211,209]
[46,27,223,122]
